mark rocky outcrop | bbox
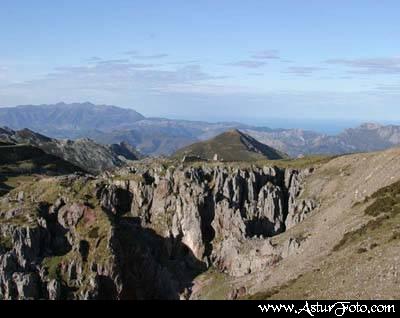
[0,225,48,299]
[58,203,86,229]
[285,168,317,230]
[0,163,318,299]
[0,127,141,174]
[106,164,318,277]
[97,185,133,216]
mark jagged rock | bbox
[4,208,23,220]
[57,203,86,229]
[98,185,132,216]
[281,237,302,258]
[12,272,39,299]
[49,197,65,215]
[286,199,317,229]
[0,125,141,174]
[246,182,285,237]
[228,286,247,300]
[0,275,17,299]
[212,236,278,277]
[37,217,47,228]
[61,259,83,284]
[12,227,43,268]
[79,276,100,300]
[17,191,24,202]
[285,168,318,230]
[0,252,18,273]
[121,165,317,276]
[0,164,317,299]
[212,200,246,241]
[47,279,61,300]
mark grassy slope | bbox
[0,176,114,296]
[247,179,400,300]
[173,130,287,161]
[0,144,83,196]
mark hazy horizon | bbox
[2,100,400,135]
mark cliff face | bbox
[0,164,317,299]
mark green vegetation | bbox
[334,179,400,252]
[33,177,113,295]
[365,180,400,216]
[193,269,232,300]
[0,235,13,251]
[173,130,287,162]
[42,256,64,280]
[245,277,301,300]
[259,155,334,169]
[0,145,82,175]
[332,215,387,251]
[247,179,400,300]
[117,153,330,180]
[0,144,83,196]
[32,176,114,294]
[110,173,144,183]
[183,155,333,170]
[88,227,100,239]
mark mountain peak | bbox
[15,128,53,143]
[0,103,145,133]
[173,129,287,161]
[220,128,243,136]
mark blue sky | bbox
[0,0,400,124]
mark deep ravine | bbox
[0,164,318,299]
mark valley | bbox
[1,103,400,300]
[3,103,400,157]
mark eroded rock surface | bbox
[0,164,317,299]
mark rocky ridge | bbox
[0,127,141,174]
[4,103,400,158]
[0,162,317,299]
[173,129,287,162]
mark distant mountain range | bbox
[242,123,400,156]
[0,102,144,137]
[2,102,400,157]
[174,129,287,161]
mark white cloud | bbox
[0,60,219,105]
[251,50,280,59]
[326,57,400,74]
[124,51,169,59]
[226,60,267,68]
[284,66,324,76]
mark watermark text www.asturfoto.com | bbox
[258,301,396,316]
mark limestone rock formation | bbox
[0,163,317,299]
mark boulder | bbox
[58,203,86,229]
